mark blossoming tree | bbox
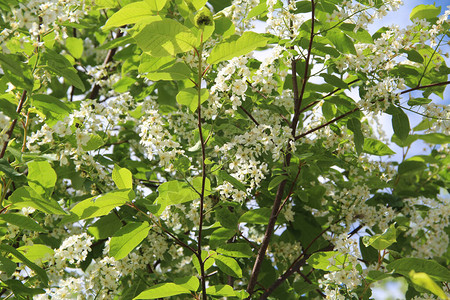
[0,0,449,299]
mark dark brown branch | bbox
[297,270,326,298]
[0,90,28,159]
[239,105,259,126]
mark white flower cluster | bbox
[221,0,259,34]
[418,103,450,133]
[0,111,10,145]
[1,0,90,48]
[403,196,450,258]
[266,0,305,39]
[358,77,405,114]
[48,233,94,271]
[270,240,301,262]
[138,108,184,169]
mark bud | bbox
[194,7,213,29]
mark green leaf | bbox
[103,2,154,30]
[0,213,46,232]
[387,258,450,282]
[110,221,150,260]
[112,165,133,189]
[418,133,450,144]
[307,251,350,271]
[65,37,83,59]
[0,53,34,91]
[216,207,238,229]
[218,170,246,192]
[407,97,431,106]
[215,255,242,278]
[347,118,364,154]
[8,186,67,215]
[210,227,236,248]
[362,224,397,250]
[31,94,72,124]
[192,252,215,274]
[82,134,104,151]
[0,244,48,286]
[217,243,253,258]
[134,19,196,57]
[398,160,426,175]
[320,73,348,89]
[14,244,54,264]
[413,118,436,131]
[42,49,85,91]
[239,208,277,225]
[27,161,57,197]
[245,1,268,19]
[268,175,288,191]
[133,282,190,299]
[206,285,236,297]
[155,180,199,210]
[363,138,395,156]
[214,16,235,38]
[0,98,19,119]
[0,255,16,277]
[326,29,356,55]
[410,4,441,21]
[4,279,45,296]
[207,31,268,65]
[146,62,192,81]
[88,213,123,240]
[176,88,209,112]
[173,276,199,291]
[391,106,410,141]
[191,176,211,196]
[70,189,134,220]
[143,0,168,11]
[0,158,26,181]
[409,271,447,299]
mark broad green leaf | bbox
[245,1,268,19]
[191,176,211,196]
[363,138,395,156]
[32,94,71,124]
[418,133,450,144]
[362,224,397,250]
[112,165,133,189]
[215,255,242,278]
[239,208,280,225]
[413,118,436,131]
[216,207,238,229]
[103,2,154,30]
[146,62,192,81]
[206,285,236,297]
[398,160,426,175]
[134,19,196,57]
[155,180,199,209]
[133,282,190,299]
[407,97,431,106]
[0,213,46,232]
[410,4,441,21]
[42,49,85,91]
[0,97,19,119]
[143,0,168,11]
[217,243,253,258]
[65,37,83,59]
[391,106,410,141]
[0,53,34,91]
[70,189,134,220]
[0,158,26,181]
[307,251,350,271]
[347,118,364,154]
[268,175,288,191]
[320,73,348,89]
[0,255,16,277]
[210,227,236,248]
[139,55,175,73]
[173,276,199,291]
[82,134,104,151]
[387,258,450,282]
[326,29,356,55]
[176,88,209,112]
[88,213,123,239]
[214,16,235,38]
[110,221,150,260]
[15,244,54,264]
[207,31,268,65]
[0,244,48,286]
[8,186,66,215]
[27,161,57,196]
[218,170,246,192]
[409,271,447,299]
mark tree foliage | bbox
[0,0,449,299]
